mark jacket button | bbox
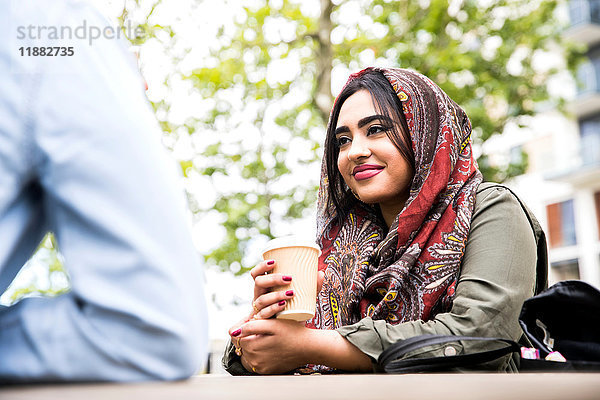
[444,346,457,356]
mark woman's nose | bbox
[347,136,371,161]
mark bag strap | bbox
[477,183,548,295]
[378,334,521,373]
[376,185,550,373]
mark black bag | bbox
[378,280,600,373]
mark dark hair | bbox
[324,69,415,225]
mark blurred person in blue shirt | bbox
[0,0,208,382]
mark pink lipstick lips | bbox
[352,164,384,181]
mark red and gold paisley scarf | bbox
[309,67,483,333]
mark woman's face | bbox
[335,90,414,211]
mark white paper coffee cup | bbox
[262,236,321,322]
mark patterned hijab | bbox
[310,67,483,331]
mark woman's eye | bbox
[367,125,388,135]
[336,136,351,147]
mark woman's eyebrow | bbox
[357,114,392,128]
[334,126,350,136]
[335,114,392,136]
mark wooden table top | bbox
[2,373,600,400]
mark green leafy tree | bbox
[178,0,578,275]
[1,1,581,291]
[3,1,582,304]
[1,234,69,306]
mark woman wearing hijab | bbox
[223,67,545,374]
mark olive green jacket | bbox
[223,183,548,374]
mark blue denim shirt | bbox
[0,0,208,382]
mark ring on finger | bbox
[234,338,243,355]
[252,300,260,314]
[234,337,242,356]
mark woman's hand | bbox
[227,259,328,372]
[231,319,372,374]
[227,259,295,358]
[249,260,326,320]
[248,259,295,319]
[233,319,315,374]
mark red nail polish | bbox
[231,329,241,337]
[278,300,285,306]
[286,290,294,296]
[267,260,275,265]
[282,275,292,281]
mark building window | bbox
[579,116,600,166]
[576,45,600,97]
[577,60,598,96]
[576,42,600,96]
[595,191,600,239]
[546,199,577,248]
[550,259,580,282]
[570,0,600,27]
